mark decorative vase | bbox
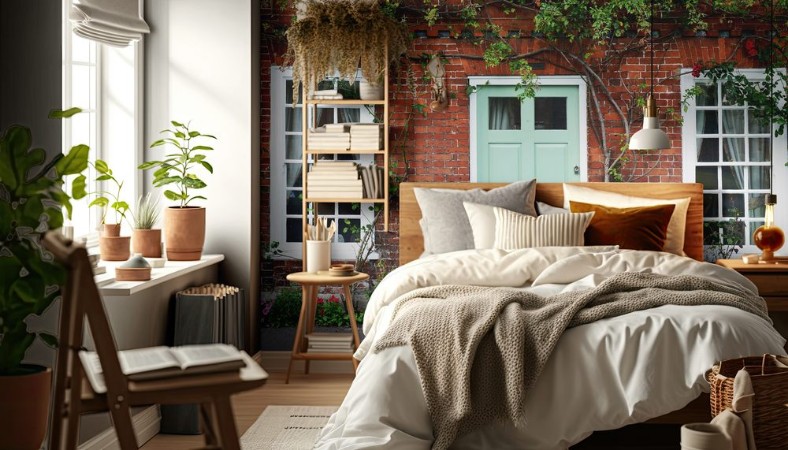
[132,228,162,258]
[359,80,384,101]
[0,366,51,450]
[306,240,331,273]
[164,207,206,261]
[680,423,732,450]
[99,223,130,261]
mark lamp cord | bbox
[769,0,774,196]
[650,0,655,99]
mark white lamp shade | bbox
[629,116,671,151]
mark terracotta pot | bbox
[132,228,162,258]
[164,207,206,261]
[99,223,130,261]
[0,366,51,450]
[103,223,121,237]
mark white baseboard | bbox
[78,405,160,450]
[258,351,355,374]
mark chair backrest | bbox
[44,232,129,442]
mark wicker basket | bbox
[706,354,788,449]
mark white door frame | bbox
[468,75,588,182]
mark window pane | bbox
[703,194,719,217]
[337,108,360,123]
[286,218,304,242]
[286,80,302,105]
[285,135,302,160]
[696,166,718,189]
[749,138,770,162]
[340,218,360,242]
[338,203,357,215]
[489,97,520,130]
[72,34,92,63]
[696,110,718,134]
[697,137,718,162]
[748,110,769,133]
[695,83,717,106]
[534,97,567,130]
[286,163,302,188]
[317,203,334,215]
[286,190,302,215]
[749,194,765,218]
[722,193,744,217]
[316,108,335,127]
[722,138,744,162]
[721,166,744,189]
[70,112,91,147]
[285,107,302,131]
[72,65,91,109]
[748,167,770,190]
[721,110,744,134]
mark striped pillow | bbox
[493,207,595,249]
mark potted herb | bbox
[0,110,88,449]
[138,121,216,261]
[88,159,130,261]
[130,192,162,258]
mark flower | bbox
[744,39,758,58]
[691,63,703,78]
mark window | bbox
[62,0,143,242]
[681,69,788,253]
[270,67,374,259]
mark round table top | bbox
[286,271,369,285]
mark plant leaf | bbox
[138,160,160,170]
[94,159,110,174]
[89,197,109,208]
[188,131,200,137]
[171,120,184,127]
[199,161,214,173]
[48,107,82,119]
[164,190,182,201]
[111,201,129,213]
[95,174,112,181]
[54,144,89,176]
[182,177,206,189]
[71,174,87,200]
[39,333,58,348]
[150,139,166,148]
[191,145,214,151]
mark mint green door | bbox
[477,85,580,182]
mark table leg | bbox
[305,285,315,375]
[286,284,310,384]
[343,283,361,371]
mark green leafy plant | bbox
[131,192,161,229]
[138,121,216,207]
[88,159,129,225]
[315,294,363,327]
[0,109,88,375]
[262,286,302,328]
[703,210,745,262]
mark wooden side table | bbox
[716,259,788,312]
[285,271,368,383]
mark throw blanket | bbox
[373,272,770,450]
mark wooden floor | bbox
[141,364,680,450]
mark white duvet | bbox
[315,248,787,450]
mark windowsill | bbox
[96,254,225,296]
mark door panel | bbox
[477,85,580,182]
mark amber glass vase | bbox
[753,194,785,261]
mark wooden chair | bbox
[44,232,267,450]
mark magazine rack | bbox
[44,232,267,450]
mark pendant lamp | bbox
[629,0,671,151]
[753,0,785,261]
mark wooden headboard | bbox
[399,182,705,265]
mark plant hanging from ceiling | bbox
[284,0,409,100]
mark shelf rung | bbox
[304,198,386,203]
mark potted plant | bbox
[0,110,88,450]
[284,0,409,99]
[138,121,215,261]
[130,192,162,258]
[88,159,131,261]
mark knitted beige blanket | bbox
[373,272,770,450]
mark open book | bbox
[80,344,247,394]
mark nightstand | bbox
[284,271,368,383]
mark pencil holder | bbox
[306,240,330,273]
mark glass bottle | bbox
[753,194,785,261]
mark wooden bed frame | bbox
[397,181,710,425]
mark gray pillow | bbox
[414,180,537,254]
[536,201,569,215]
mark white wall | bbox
[144,0,261,350]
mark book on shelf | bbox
[324,123,352,133]
[306,332,353,341]
[310,94,343,100]
[310,162,357,171]
[306,347,353,354]
[307,190,363,198]
[307,173,360,181]
[79,344,247,393]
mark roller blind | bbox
[70,0,149,47]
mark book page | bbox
[79,351,107,394]
[118,346,179,375]
[171,344,243,369]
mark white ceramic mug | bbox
[306,240,331,273]
[680,423,732,450]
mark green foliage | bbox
[483,41,513,68]
[88,159,129,225]
[138,121,216,208]
[703,210,745,262]
[132,192,161,229]
[262,286,302,328]
[0,110,88,374]
[315,294,364,327]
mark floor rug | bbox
[241,405,338,449]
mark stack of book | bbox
[306,161,362,198]
[308,124,350,150]
[350,123,383,151]
[359,163,385,199]
[306,332,353,354]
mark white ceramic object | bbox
[680,423,732,450]
[359,80,383,101]
[306,240,331,273]
[145,257,166,268]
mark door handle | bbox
[573,165,580,175]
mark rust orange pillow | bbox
[569,201,676,251]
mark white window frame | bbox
[270,66,375,260]
[468,75,589,182]
[62,0,144,243]
[681,68,788,254]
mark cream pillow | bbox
[493,207,594,249]
[562,184,690,255]
[463,202,497,249]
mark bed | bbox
[314,182,787,450]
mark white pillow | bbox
[463,202,497,249]
[562,184,690,256]
[493,207,594,250]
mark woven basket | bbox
[706,354,788,449]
